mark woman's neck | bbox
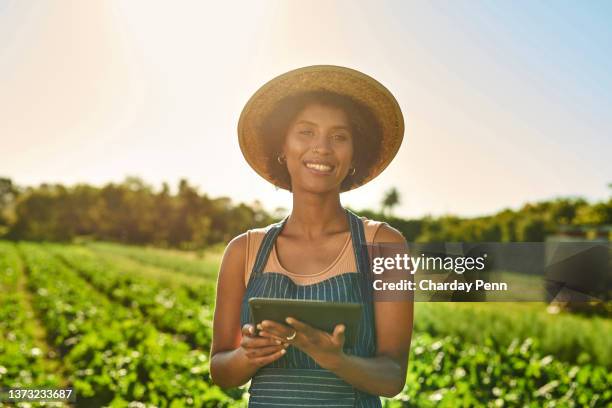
[286,189,348,239]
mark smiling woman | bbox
[210,65,412,408]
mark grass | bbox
[86,246,213,289]
[414,301,612,367]
[86,241,222,279]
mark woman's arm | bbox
[259,224,414,397]
[318,293,413,397]
[209,234,287,388]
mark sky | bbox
[1,0,611,218]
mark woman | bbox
[210,65,413,407]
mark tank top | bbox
[244,217,384,286]
[240,209,385,408]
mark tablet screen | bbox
[249,297,362,347]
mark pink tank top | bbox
[244,217,385,286]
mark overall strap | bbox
[346,209,373,304]
[250,216,288,279]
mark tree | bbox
[574,201,612,226]
[381,187,400,217]
[516,216,547,242]
[0,178,19,232]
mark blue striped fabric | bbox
[240,210,382,407]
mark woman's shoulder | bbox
[230,221,282,246]
[243,221,284,257]
[244,221,282,244]
[245,223,277,236]
[358,216,405,243]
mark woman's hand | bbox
[240,323,288,368]
[257,318,346,370]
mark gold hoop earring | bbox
[277,155,286,165]
[349,167,356,176]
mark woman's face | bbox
[282,103,354,194]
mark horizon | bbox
[3,174,607,221]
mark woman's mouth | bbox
[303,161,335,174]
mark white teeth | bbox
[305,162,333,172]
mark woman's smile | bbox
[303,160,336,175]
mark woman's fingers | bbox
[242,335,282,348]
[250,348,287,367]
[257,330,288,344]
[244,344,287,358]
[285,317,315,336]
[332,324,346,346]
[258,320,294,341]
[241,323,288,367]
[241,324,256,337]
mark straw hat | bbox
[238,65,404,191]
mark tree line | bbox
[363,196,612,242]
[0,177,610,248]
[0,177,276,249]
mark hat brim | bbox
[238,65,404,191]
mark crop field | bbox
[0,241,610,407]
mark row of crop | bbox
[414,302,611,368]
[47,244,215,350]
[382,333,610,408]
[87,242,220,280]
[0,242,59,391]
[18,243,241,407]
[85,247,215,298]
[87,242,217,304]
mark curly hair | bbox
[260,90,383,192]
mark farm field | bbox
[0,241,610,407]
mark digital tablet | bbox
[249,297,362,347]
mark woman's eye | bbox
[299,130,314,136]
[333,134,348,141]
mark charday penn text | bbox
[371,254,509,292]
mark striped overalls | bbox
[240,209,382,407]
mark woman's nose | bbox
[311,135,333,153]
